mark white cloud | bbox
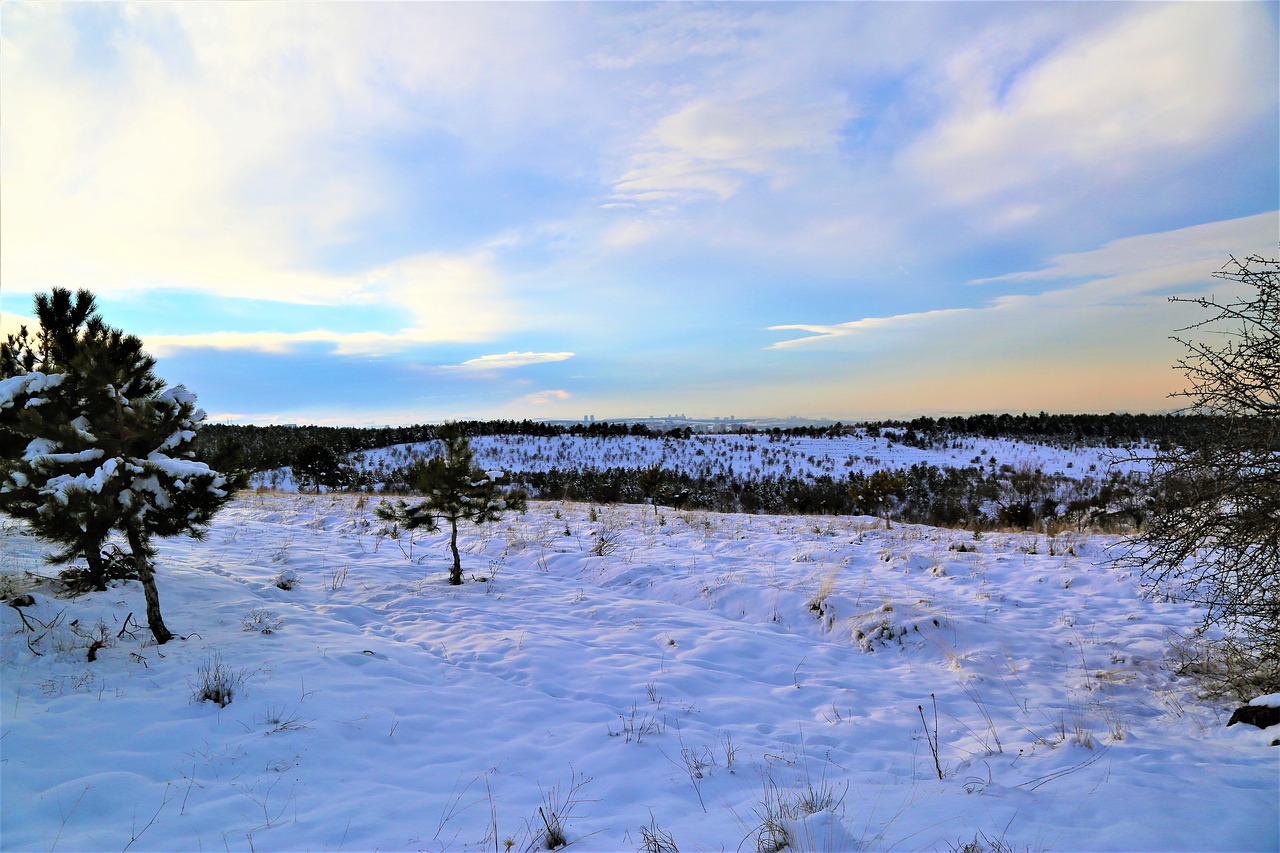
[459,352,575,370]
[360,253,516,344]
[0,311,36,343]
[0,11,377,307]
[520,389,572,406]
[142,329,412,358]
[0,4,542,335]
[768,308,975,350]
[903,3,1275,207]
[68,247,518,357]
[974,212,1279,285]
[612,96,854,204]
[581,5,754,72]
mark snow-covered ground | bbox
[258,433,1144,493]
[2,495,1274,852]
[366,433,1142,479]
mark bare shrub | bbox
[190,651,245,707]
[241,607,284,635]
[608,704,666,744]
[639,814,679,853]
[750,776,792,853]
[589,511,627,557]
[1124,253,1280,697]
[528,769,593,851]
[260,705,312,733]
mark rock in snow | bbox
[1227,694,1280,730]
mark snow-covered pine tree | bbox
[376,427,526,585]
[0,288,242,644]
[2,290,120,587]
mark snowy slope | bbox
[258,433,1144,493]
[1,496,1273,852]
[367,433,1142,479]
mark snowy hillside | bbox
[255,433,1144,499]
[1,495,1273,852]
[357,433,1142,480]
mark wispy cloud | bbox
[767,213,1277,355]
[143,329,421,358]
[612,96,854,206]
[458,352,575,370]
[767,308,975,350]
[111,249,516,357]
[360,253,517,344]
[973,212,1279,285]
[520,389,572,407]
[902,4,1274,213]
[1,5,528,340]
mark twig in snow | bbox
[122,782,176,852]
[918,693,945,780]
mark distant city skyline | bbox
[1,2,1276,426]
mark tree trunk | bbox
[448,517,462,585]
[126,526,173,644]
[84,549,108,592]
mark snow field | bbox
[1,494,1275,852]
[257,432,1145,494]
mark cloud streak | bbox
[973,212,1279,285]
[767,308,975,350]
[762,210,1274,389]
[142,330,423,358]
[458,352,575,370]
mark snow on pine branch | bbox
[0,372,66,410]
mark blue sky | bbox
[1,2,1276,425]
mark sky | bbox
[1,2,1277,426]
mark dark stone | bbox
[7,594,35,608]
[1226,704,1280,730]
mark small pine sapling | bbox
[375,427,527,585]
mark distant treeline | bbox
[863,412,1214,449]
[494,464,1151,532]
[194,419,669,472]
[196,412,1206,475]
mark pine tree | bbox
[293,442,347,493]
[376,428,527,585]
[638,464,666,517]
[0,288,242,644]
[847,469,906,529]
[3,290,118,587]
